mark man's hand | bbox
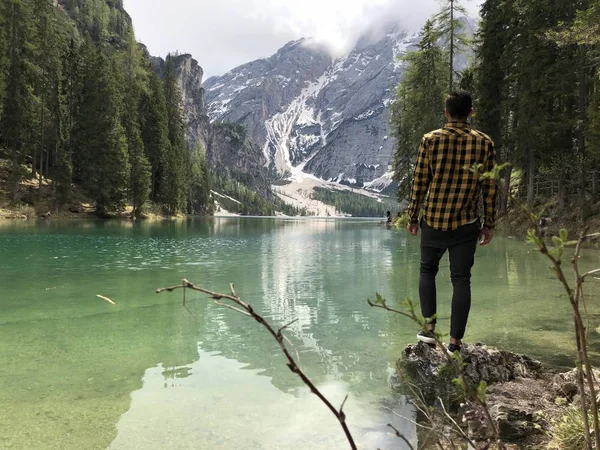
[480,227,493,246]
[408,222,419,236]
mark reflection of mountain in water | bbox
[181,218,412,429]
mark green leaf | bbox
[452,377,465,392]
[477,380,488,403]
[526,229,539,245]
[560,229,568,242]
[401,297,414,309]
[552,236,563,248]
[375,292,386,305]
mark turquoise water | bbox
[0,218,599,450]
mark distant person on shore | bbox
[539,217,550,237]
[385,210,392,227]
[406,90,497,355]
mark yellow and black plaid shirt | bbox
[407,121,497,231]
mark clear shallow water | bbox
[0,218,599,450]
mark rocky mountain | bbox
[151,53,210,152]
[152,53,271,193]
[204,28,421,191]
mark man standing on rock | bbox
[406,90,497,355]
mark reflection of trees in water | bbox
[193,221,401,398]
[0,300,202,450]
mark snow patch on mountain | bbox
[392,32,419,69]
[205,27,422,191]
[363,170,395,193]
[263,75,329,171]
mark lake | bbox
[1,218,599,449]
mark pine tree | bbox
[71,45,129,215]
[434,0,469,92]
[140,69,170,202]
[187,144,212,214]
[390,20,447,200]
[0,0,37,201]
[116,32,151,216]
[55,36,84,205]
[128,127,151,217]
[0,1,8,117]
[474,0,515,213]
[161,54,186,215]
[474,0,584,206]
[31,0,69,188]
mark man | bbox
[406,90,497,355]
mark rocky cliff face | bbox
[151,54,211,152]
[152,54,270,192]
[204,28,420,190]
[205,39,332,165]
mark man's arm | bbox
[406,136,431,225]
[481,140,498,230]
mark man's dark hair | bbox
[446,90,473,119]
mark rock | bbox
[401,342,544,387]
[472,379,551,442]
[398,342,569,447]
[151,53,271,194]
[69,205,82,213]
[551,368,600,403]
[461,343,543,384]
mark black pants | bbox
[419,220,480,340]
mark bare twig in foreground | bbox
[525,215,600,450]
[438,397,478,449]
[157,279,357,450]
[387,423,416,450]
[96,294,115,305]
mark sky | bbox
[123,0,484,79]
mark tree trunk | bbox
[499,165,512,216]
[449,0,454,93]
[578,48,587,156]
[527,148,535,204]
[558,180,566,208]
[39,92,45,195]
[10,140,20,203]
[45,139,50,180]
[33,127,38,179]
[151,170,157,200]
